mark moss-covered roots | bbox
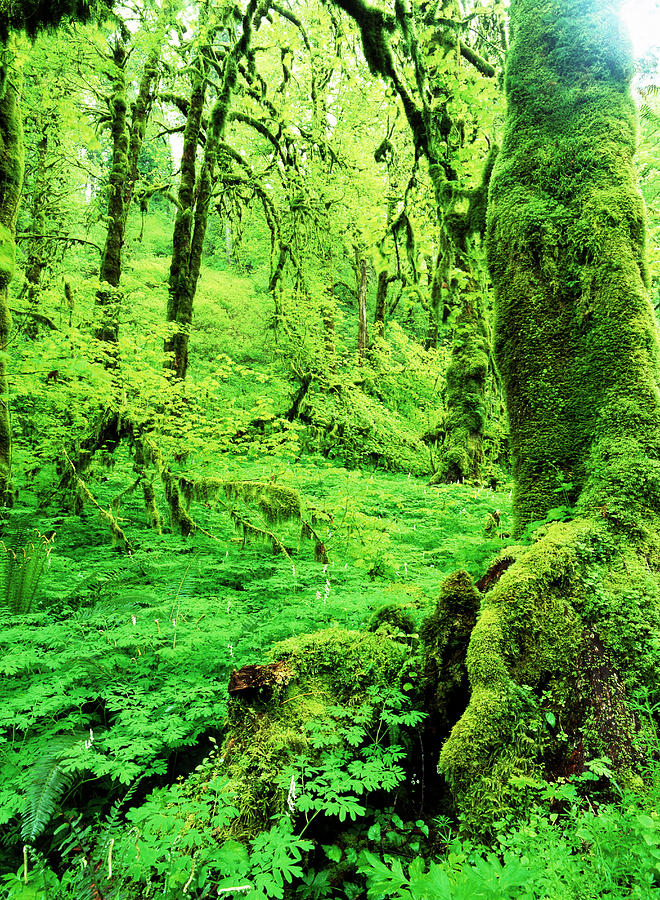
[439,0,660,827]
[439,521,660,826]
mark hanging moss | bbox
[223,480,302,524]
[0,0,113,41]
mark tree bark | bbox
[97,3,172,345]
[96,40,128,345]
[165,41,208,380]
[0,45,24,506]
[439,0,660,824]
[166,0,263,381]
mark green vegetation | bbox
[1,0,660,896]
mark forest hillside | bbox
[2,0,660,898]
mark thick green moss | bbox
[487,0,660,536]
[439,517,660,827]
[0,222,14,286]
[439,522,586,806]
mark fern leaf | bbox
[22,744,77,844]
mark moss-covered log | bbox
[439,0,660,827]
[216,627,411,835]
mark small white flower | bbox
[287,774,296,813]
[228,643,234,657]
[292,564,296,577]
[172,618,176,628]
[131,615,136,627]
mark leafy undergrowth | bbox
[0,460,510,871]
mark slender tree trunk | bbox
[374,268,387,331]
[97,2,172,345]
[165,46,208,380]
[24,128,47,336]
[166,0,262,381]
[0,46,24,505]
[357,256,368,358]
[96,42,128,345]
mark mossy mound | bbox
[218,627,410,835]
[439,520,660,830]
[366,603,417,639]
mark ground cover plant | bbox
[1,0,660,896]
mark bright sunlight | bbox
[621,0,660,55]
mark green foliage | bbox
[0,522,52,614]
[281,686,426,827]
[359,768,660,899]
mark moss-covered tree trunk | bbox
[356,253,368,358]
[166,0,262,381]
[97,5,171,346]
[24,128,47,311]
[0,45,24,505]
[487,0,658,535]
[164,43,208,380]
[95,40,128,346]
[439,0,660,823]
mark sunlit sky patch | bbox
[621,0,660,57]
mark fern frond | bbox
[22,741,78,844]
[0,530,53,614]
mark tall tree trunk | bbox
[24,127,47,335]
[166,0,262,381]
[97,2,172,345]
[488,0,657,536]
[439,0,660,824]
[96,41,128,346]
[165,43,208,380]
[0,45,24,506]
